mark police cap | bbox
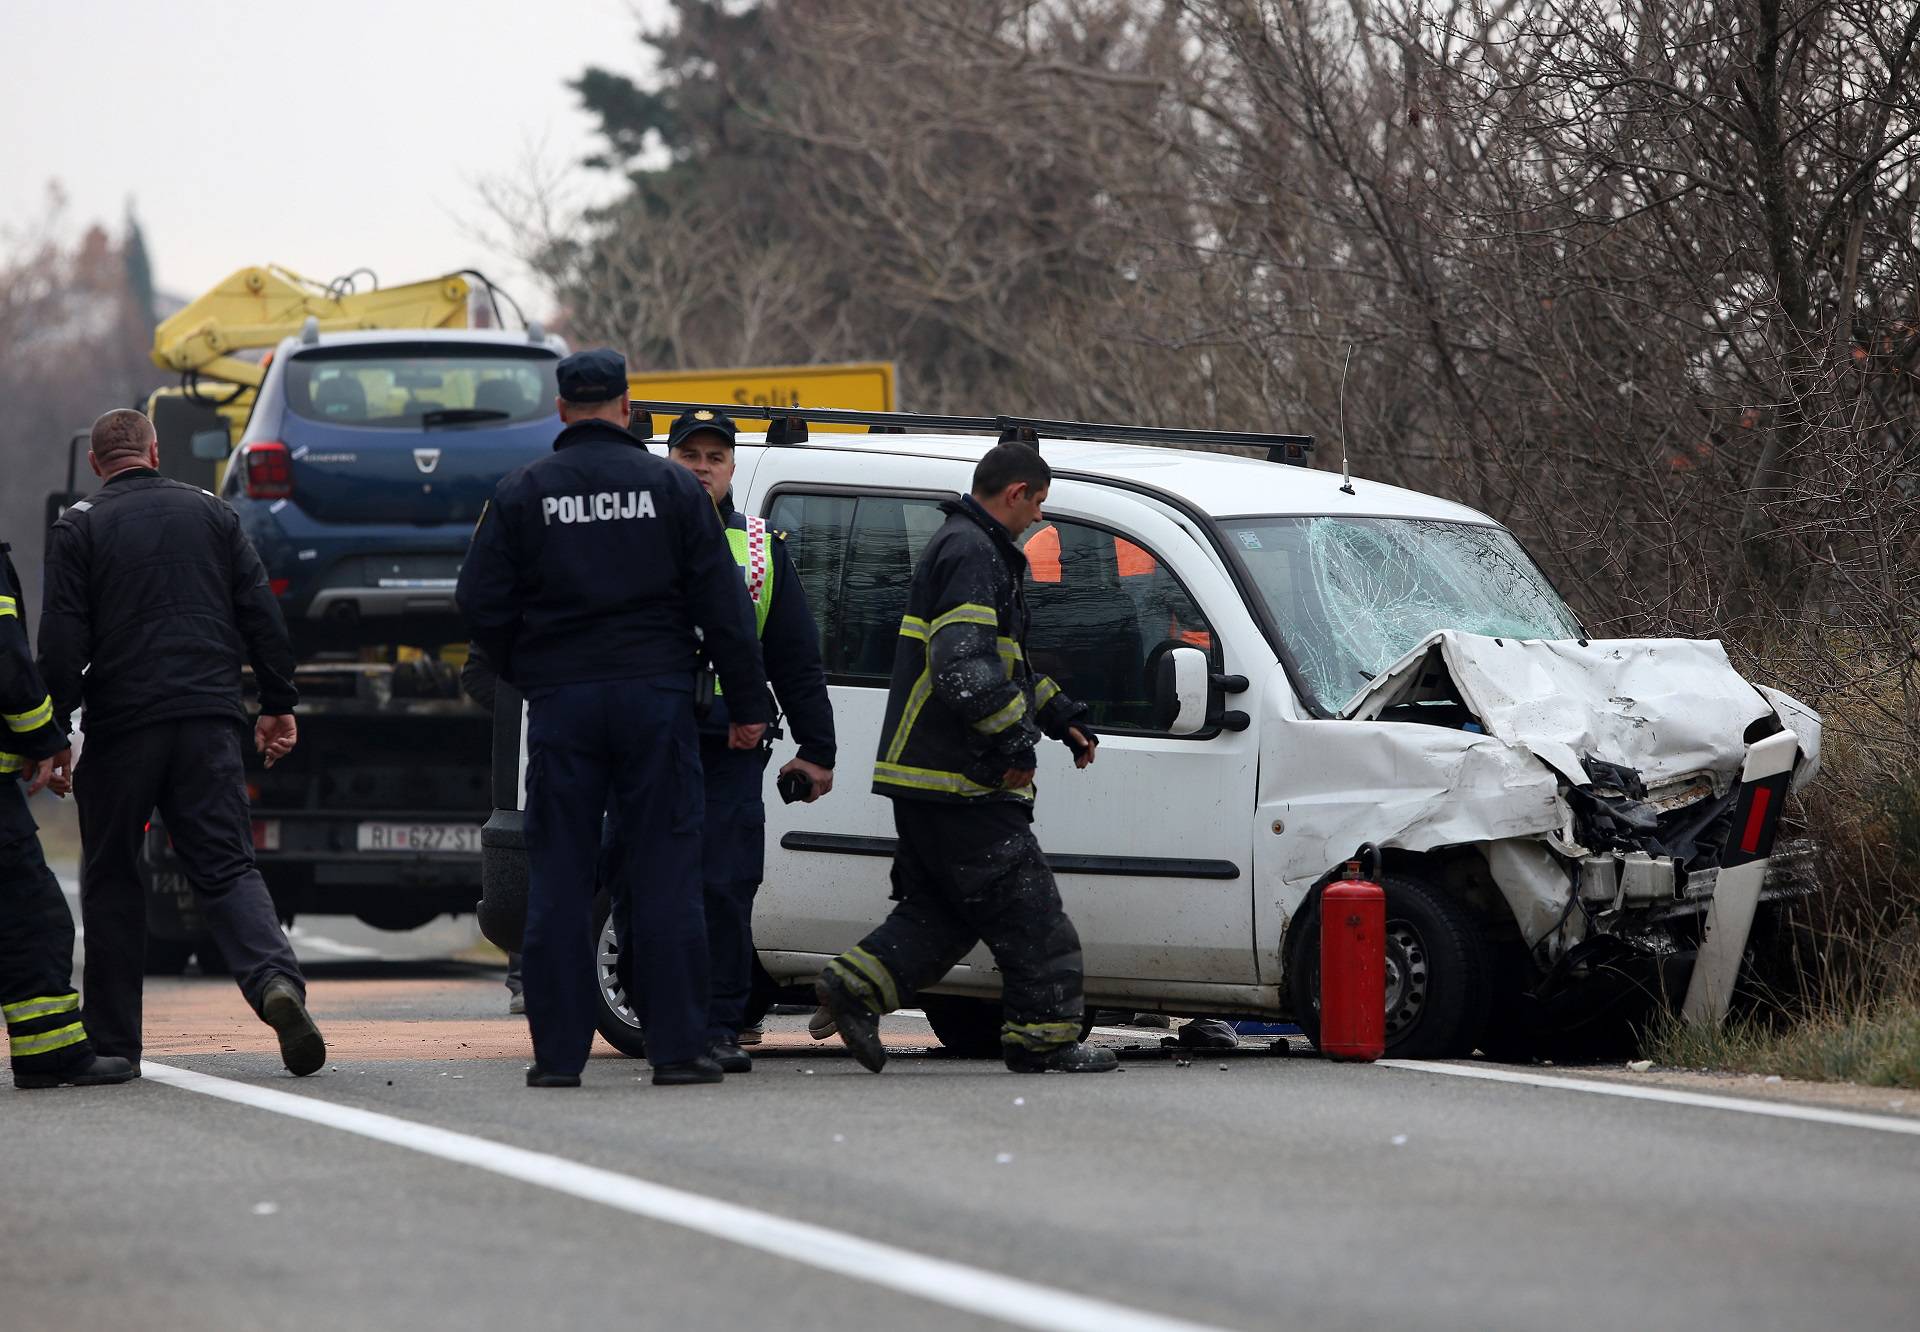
[666,407,739,451]
[556,348,629,404]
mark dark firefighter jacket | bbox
[39,470,298,739]
[702,495,835,769]
[1,543,69,778]
[455,419,770,724]
[872,495,1087,804]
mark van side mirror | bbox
[190,429,231,461]
[1153,645,1211,736]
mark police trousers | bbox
[523,675,706,1072]
[699,737,765,1043]
[0,780,94,1074]
[76,719,305,1062]
[837,799,1086,1054]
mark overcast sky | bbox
[0,0,665,317]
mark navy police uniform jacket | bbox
[703,495,835,770]
[456,418,771,724]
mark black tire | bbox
[921,994,1004,1058]
[1287,871,1491,1059]
[145,937,194,976]
[589,891,648,1060]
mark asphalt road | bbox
[5,911,1919,1332]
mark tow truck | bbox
[51,265,893,972]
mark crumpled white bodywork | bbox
[1260,632,1817,950]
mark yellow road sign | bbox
[628,361,895,437]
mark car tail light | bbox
[269,579,291,598]
[245,442,293,499]
[250,819,282,852]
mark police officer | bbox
[663,408,835,1072]
[813,440,1117,1074]
[39,409,324,1078]
[456,350,771,1088]
[1,537,135,1090]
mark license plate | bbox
[355,822,481,854]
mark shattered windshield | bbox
[1219,516,1583,714]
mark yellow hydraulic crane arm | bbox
[152,265,472,388]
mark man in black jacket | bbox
[815,440,1117,1074]
[40,409,324,1077]
[664,408,835,1070]
[456,349,770,1088]
[1,539,136,1089]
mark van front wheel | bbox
[1287,872,1490,1059]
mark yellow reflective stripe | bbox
[0,753,24,773]
[1001,1020,1083,1051]
[840,946,900,1013]
[11,1021,87,1058]
[898,615,929,642]
[3,993,79,1023]
[5,695,53,733]
[872,761,1033,799]
[929,603,998,635]
[973,693,1028,736]
[995,636,1024,678]
[0,595,16,618]
[1034,676,1062,710]
[884,669,934,764]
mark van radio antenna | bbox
[1337,343,1356,496]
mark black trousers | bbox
[833,799,1086,1054]
[523,676,707,1073]
[0,780,94,1074]
[75,719,304,1062]
[699,738,765,1043]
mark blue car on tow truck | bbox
[224,326,568,656]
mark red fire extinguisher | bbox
[1319,844,1386,1061]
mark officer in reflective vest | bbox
[0,538,135,1089]
[665,408,836,1072]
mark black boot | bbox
[815,972,886,1073]
[14,1054,139,1090]
[260,977,326,1076]
[526,1063,581,1088]
[652,1055,725,1086]
[709,1040,752,1073]
[1005,1042,1119,1074]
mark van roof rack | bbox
[635,401,1316,465]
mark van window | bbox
[768,492,945,681]
[771,491,1213,732]
[1020,520,1214,731]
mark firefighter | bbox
[456,350,771,1088]
[663,407,835,1071]
[814,439,1118,1074]
[0,538,135,1090]
[40,410,324,1078]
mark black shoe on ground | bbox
[1176,1018,1240,1050]
[652,1055,725,1086]
[815,972,886,1073]
[14,1054,140,1090]
[260,977,327,1076]
[1005,1041,1120,1074]
[526,1063,581,1088]
[710,1041,752,1073]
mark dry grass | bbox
[1645,1004,1920,1089]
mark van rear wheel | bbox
[1288,872,1490,1059]
[589,891,648,1060]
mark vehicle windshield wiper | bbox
[421,408,511,429]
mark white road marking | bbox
[285,926,382,960]
[1384,1059,1920,1137]
[141,1061,1238,1332]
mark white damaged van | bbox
[476,407,1820,1060]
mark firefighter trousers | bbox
[830,799,1086,1054]
[75,719,306,1062]
[0,779,95,1075]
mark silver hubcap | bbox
[597,916,642,1029]
[1383,921,1429,1038]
